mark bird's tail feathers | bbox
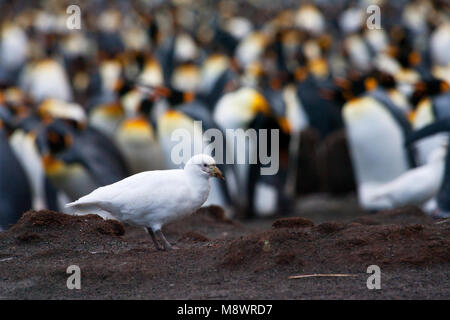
[64,204,116,221]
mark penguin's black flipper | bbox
[0,106,15,130]
[147,16,159,48]
[369,89,417,168]
[74,127,130,186]
[44,178,59,211]
[438,152,450,213]
[196,70,231,110]
[405,117,450,213]
[158,36,177,89]
[0,128,32,230]
[273,30,288,75]
[432,92,450,120]
[405,117,450,146]
[40,120,129,187]
[263,88,286,119]
[82,126,129,177]
[97,32,125,57]
[297,77,343,139]
[177,101,218,132]
[211,21,239,56]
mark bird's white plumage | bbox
[66,154,217,231]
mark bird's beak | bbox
[210,165,225,180]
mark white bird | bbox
[65,154,224,250]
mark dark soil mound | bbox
[350,206,435,225]
[2,210,125,245]
[272,217,314,229]
[221,209,450,273]
[164,205,240,240]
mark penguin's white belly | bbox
[415,134,448,165]
[344,97,412,210]
[254,182,277,217]
[27,64,73,101]
[346,110,410,185]
[48,165,98,201]
[348,121,409,185]
[89,114,122,140]
[9,131,46,210]
[116,134,166,173]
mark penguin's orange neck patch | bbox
[42,154,64,175]
[407,110,416,123]
[364,77,378,91]
[102,103,124,117]
[183,92,195,103]
[165,110,184,119]
[278,117,291,134]
[251,93,270,115]
[308,58,328,78]
[122,117,151,132]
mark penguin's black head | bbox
[36,120,74,156]
[138,98,155,118]
[411,78,449,107]
[0,105,16,133]
[116,77,134,97]
[373,71,396,90]
[333,71,370,101]
[16,112,41,134]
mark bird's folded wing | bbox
[70,169,189,213]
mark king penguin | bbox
[410,79,450,165]
[406,117,450,218]
[343,94,416,211]
[0,114,32,230]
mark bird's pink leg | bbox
[146,227,163,251]
[155,229,179,250]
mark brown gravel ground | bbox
[0,196,449,300]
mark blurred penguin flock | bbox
[1,0,450,231]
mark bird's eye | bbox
[203,164,207,167]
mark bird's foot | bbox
[155,230,177,251]
[162,243,180,250]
